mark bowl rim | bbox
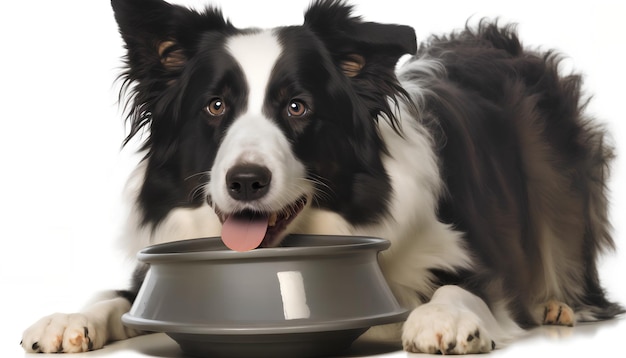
[121,309,408,335]
[137,234,391,263]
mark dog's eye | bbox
[205,98,226,116]
[287,100,308,117]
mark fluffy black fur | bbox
[411,22,623,325]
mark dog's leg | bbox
[402,285,511,354]
[21,294,141,353]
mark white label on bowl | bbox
[277,271,311,320]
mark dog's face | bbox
[112,0,416,249]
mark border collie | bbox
[21,0,623,354]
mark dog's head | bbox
[112,0,416,250]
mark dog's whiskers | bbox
[303,175,333,206]
[185,171,211,203]
[184,171,211,182]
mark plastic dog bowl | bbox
[122,235,408,357]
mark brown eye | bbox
[205,98,226,116]
[287,100,308,117]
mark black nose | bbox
[226,164,272,201]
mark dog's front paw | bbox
[21,313,102,353]
[402,303,495,354]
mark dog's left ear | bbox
[304,1,417,78]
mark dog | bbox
[21,0,623,354]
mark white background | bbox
[1,1,625,357]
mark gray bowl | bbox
[122,235,408,357]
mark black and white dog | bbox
[22,0,623,354]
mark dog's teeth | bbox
[269,213,277,226]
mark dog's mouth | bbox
[213,196,308,251]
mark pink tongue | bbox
[221,214,269,252]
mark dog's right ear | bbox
[111,0,233,83]
[112,0,235,148]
